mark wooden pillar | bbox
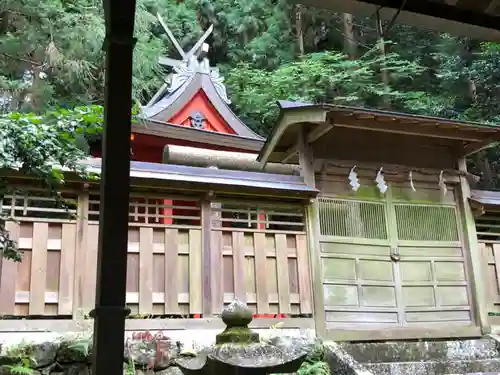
[457,157,490,334]
[210,200,224,315]
[201,198,212,317]
[73,190,89,318]
[91,1,137,374]
[297,126,326,337]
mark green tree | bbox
[0,0,164,112]
[226,48,428,135]
[0,105,104,260]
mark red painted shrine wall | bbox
[168,90,236,134]
[91,88,274,317]
[129,88,248,226]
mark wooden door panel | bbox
[317,185,476,337]
[321,242,397,326]
[398,253,472,325]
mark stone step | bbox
[364,359,500,375]
[340,339,500,364]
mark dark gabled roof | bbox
[80,158,317,199]
[141,72,263,140]
[258,100,500,165]
[132,119,264,153]
[470,189,500,207]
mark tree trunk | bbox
[375,11,390,108]
[342,13,357,59]
[29,67,42,112]
[0,11,8,35]
[295,4,304,56]
[475,152,494,189]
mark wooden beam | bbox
[282,150,297,164]
[156,13,186,60]
[93,1,136,375]
[307,123,334,143]
[163,145,300,175]
[201,199,212,317]
[0,318,315,332]
[457,158,491,335]
[258,109,329,165]
[462,140,499,157]
[158,56,184,68]
[331,114,492,142]
[297,126,325,337]
[281,123,334,163]
[133,121,264,152]
[470,200,486,218]
[288,0,500,41]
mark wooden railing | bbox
[479,241,500,325]
[0,189,314,328]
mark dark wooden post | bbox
[91,1,137,375]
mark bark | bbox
[475,152,494,189]
[375,11,390,108]
[29,67,42,112]
[295,4,304,56]
[0,11,8,35]
[342,13,357,59]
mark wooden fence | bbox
[0,189,314,328]
[479,241,500,326]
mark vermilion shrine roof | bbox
[137,15,263,145]
[140,59,262,140]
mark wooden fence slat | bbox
[165,228,180,314]
[201,201,212,316]
[493,244,500,295]
[139,227,153,314]
[189,229,202,314]
[296,234,313,314]
[253,232,269,313]
[84,224,99,311]
[275,234,291,313]
[210,230,223,314]
[30,223,49,315]
[73,192,88,317]
[480,243,496,315]
[232,232,246,302]
[58,224,76,315]
[0,222,19,315]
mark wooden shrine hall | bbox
[85,0,500,374]
[5,3,500,374]
[3,59,500,342]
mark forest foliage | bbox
[2,1,500,189]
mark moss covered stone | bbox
[216,299,259,345]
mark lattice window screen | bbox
[318,198,388,239]
[476,213,500,242]
[394,204,459,242]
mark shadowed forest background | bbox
[2,0,500,187]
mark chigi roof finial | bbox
[153,13,231,104]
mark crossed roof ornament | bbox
[157,13,214,69]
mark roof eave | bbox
[133,120,265,152]
[257,102,329,166]
[32,158,318,199]
[259,101,500,166]
[288,0,500,41]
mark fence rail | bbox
[0,189,313,323]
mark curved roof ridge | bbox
[141,60,263,140]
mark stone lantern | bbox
[175,299,309,375]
